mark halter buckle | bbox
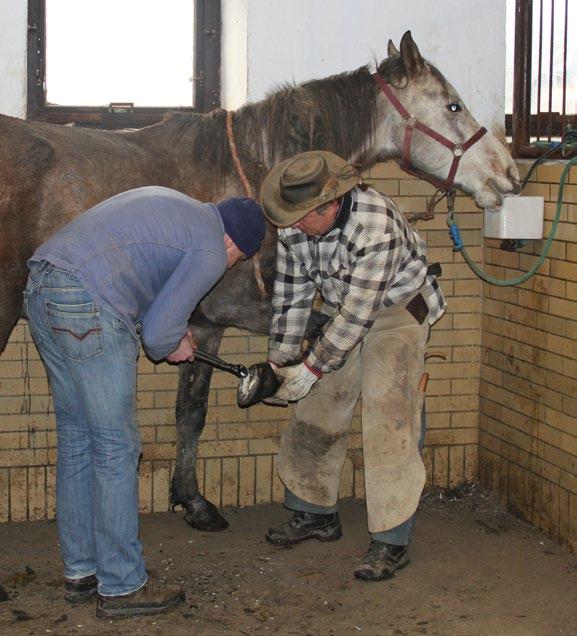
[405,115,417,128]
[453,144,464,157]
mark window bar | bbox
[536,0,544,140]
[547,0,555,141]
[513,0,533,153]
[561,0,568,135]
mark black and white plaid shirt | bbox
[268,186,446,373]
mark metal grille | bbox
[509,0,577,156]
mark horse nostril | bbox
[507,167,522,194]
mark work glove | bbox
[272,361,322,402]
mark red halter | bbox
[372,72,487,192]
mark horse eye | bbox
[447,102,462,113]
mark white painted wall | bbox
[0,0,28,118]
[2,0,507,133]
[221,0,248,111]
[225,0,507,134]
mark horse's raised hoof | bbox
[183,498,229,532]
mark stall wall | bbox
[0,0,27,118]
[480,161,577,552]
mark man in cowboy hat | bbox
[259,151,446,581]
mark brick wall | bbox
[0,162,480,523]
[480,160,577,552]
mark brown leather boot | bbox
[96,577,185,619]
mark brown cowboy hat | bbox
[260,151,360,227]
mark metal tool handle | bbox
[194,349,248,378]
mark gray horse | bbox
[0,32,519,530]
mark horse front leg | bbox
[170,325,229,531]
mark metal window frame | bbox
[507,0,576,157]
[27,0,221,128]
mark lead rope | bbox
[446,155,577,286]
[225,110,267,299]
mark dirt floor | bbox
[1,485,576,636]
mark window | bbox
[27,0,220,128]
[506,0,577,156]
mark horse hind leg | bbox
[171,324,229,531]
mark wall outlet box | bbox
[484,196,544,239]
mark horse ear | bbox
[387,39,400,58]
[400,30,425,76]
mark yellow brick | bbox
[427,394,479,413]
[425,411,451,429]
[464,445,478,482]
[354,464,365,498]
[46,466,56,519]
[10,467,28,522]
[248,335,269,353]
[152,461,171,512]
[255,455,273,504]
[567,243,577,263]
[203,458,222,508]
[450,378,479,397]
[433,446,449,487]
[0,469,9,523]
[216,387,238,406]
[156,427,176,444]
[138,374,179,391]
[363,161,406,179]
[426,428,478,446]
[0,448,50,467]
[535,162,565,183]
[206,405,247,425]
[138,461,153,514]
[248,438,279,455]
[221,457,239,507]
[28,466,46,521]
[238,456,255,507]
[153,391,178,408]
[0,432,29,449]
[140,443,175,461]
[219,336,249,355]
[339,456,354,498]
[448,445,465,488]
[198,439,247,458]
[218,421,278,440]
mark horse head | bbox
[374,31,520,208]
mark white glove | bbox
[273,362,322,402]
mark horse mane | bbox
[156,56,409,193]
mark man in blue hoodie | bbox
[24,186,266,619]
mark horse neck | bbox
[134,68,401,195]
[229,67,384,172]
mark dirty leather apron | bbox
[277,295,429,533]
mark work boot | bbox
[354,540,410,581]
[64,574,98,604]
[266,511,342,546]
[96,577,185,619]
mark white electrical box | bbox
[484,196,545,239]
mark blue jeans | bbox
[24,261,147,596]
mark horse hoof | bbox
[183,500,229,532]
